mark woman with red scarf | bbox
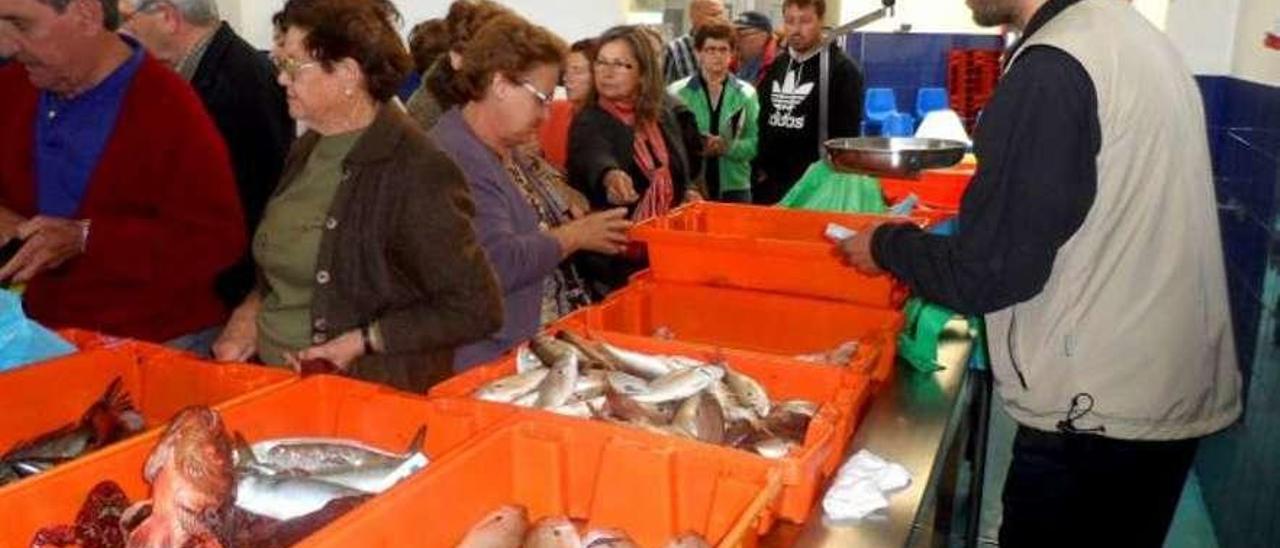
[567,25,705,295]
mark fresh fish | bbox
[536,352,580,409]
[235,473,366,521]
[556,330,622,370]
[517,346,544,373]
[707,380,758,424]
[531,334,581,368]
[457,505,528,548]
[514,391,540,408]
[549,401,594,418]
[575,369,608,393]
[724,368,771,417]
[605,371,650,396]
[2,377,145,483]
[250,426,427,475]
[601,342,672,380]
[663,355,706,371]
[665,532,712,548]
[672,393,725,444]
[777,400,819,417]
[753,437,796,460]
[723,420,756,448]
[525,516,584,548]
[631,366,723,404]
[583,528,638,548]
[475,367,549,403]
[603,388,673,425]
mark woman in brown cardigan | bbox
[213,0,502,392]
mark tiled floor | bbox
[974,396,1220,548]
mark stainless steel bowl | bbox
[824,137,968,178]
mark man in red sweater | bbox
[0,0,245,350]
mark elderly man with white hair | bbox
[119,0,294,308]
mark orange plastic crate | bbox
[0,348,293,487]
[430,333,873,524]
[56,328,186,360]
[0,376,514,546]
[880,164,976,210]
[574,274,902,385]
[302,413,783,548]
[630,202,925,307]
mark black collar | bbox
[1005,0,1084,69]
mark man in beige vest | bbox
[840,0,1242,545]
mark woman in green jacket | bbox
[668,22,760,203]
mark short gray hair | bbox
[130,0,221,27]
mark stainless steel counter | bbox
[765,318,976,547]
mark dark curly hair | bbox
[272,0,412,102]
[408,18,448,75]
[454,14,567,103]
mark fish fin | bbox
[404,425,427,456]
[232,431,261,468]
[101,376,136,416]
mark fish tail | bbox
[100,376,137,416]
[404,425,427,456]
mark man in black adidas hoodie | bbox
[753,0,864,204]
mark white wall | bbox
[214,0,628,51]
[1230,0,1280,86]
[1165,0,1241,76]
[838,0,998,34]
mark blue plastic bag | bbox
[0,290,75,372]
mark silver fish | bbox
[583,528,638,548]
[795,340,861,364]
[707,380,758,423]
[753,437,796,460]
[531,334,581,367]
[535,352,580,409]
[778,400,820,417]
[549,401,594,418]
[663,355,706,371]
[601,342,673,380]
[525,516,584,548]
[235,473,365,521]
[457,505,528,548]
[513,391,540,408]
[606,371,650,396]
[632,366,724,404]
[250,426,427,475]
[724,368,771,417]
[672,393,725,444]
[475,367,549,403]
[517,346,544,373]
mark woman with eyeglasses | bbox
[431,14,631,371]
[567,25,705,294]
[212,0,503,392]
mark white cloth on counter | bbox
[822,450,912,521]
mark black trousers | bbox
[999,426,1199,548]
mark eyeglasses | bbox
[517,80,553,107]
[271,55,320,80]
[594,58,636,72]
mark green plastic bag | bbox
[897,297,960,373]
[778,160,886,213]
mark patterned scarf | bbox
[598,98,674,222]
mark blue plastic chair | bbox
[881,112,916,137]
[863,87,899,136]
[915,87,950,121]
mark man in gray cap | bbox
[733,11,778,85]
